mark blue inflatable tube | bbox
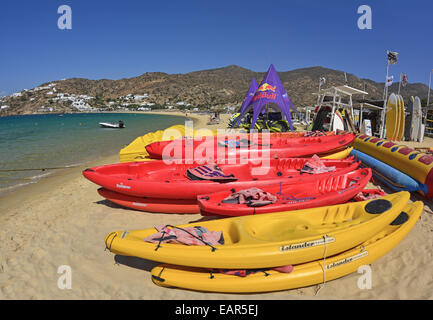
[350,149,428,193]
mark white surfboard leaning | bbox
[333,110,345,132]
[415,96,424,142]
[412,96,422,141]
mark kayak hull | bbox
[151,201,422,293]
[104,192,409,269]
[198,168,372,216]
[97,188,200,213]
[145,134,355,161]
[83,158,360,199]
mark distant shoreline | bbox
[0,111,226,209]
[0,109,220,119]
[0,111,192,201]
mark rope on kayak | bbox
[314,234,329,296]
[163,225,218,252]
[154,230,167,251]
[105,232,117,251]
[153,225,218,252]
[0,164,80,172]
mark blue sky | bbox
[0,0,432,95]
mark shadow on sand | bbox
[114,254,161,272]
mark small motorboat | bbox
[99,120,125,128]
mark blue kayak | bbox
[350,149,428,193]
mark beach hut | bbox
[231,64,303,132]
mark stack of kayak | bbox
[144,132,356,161]
[82,128,422,293]
[83,157,362,213]
[103,192,421,293]
[118,124,345,163]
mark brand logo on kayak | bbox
[280,195,316,203]
[132,202,147,207]
[279,236,335,251]
[325,250,368,270]
[116,184,131,189]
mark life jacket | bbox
[186,164,237,182]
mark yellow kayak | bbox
[321,146,353,159]
[151,201,422,293]
[104,192,409,269]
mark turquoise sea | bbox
[0,113,185,192]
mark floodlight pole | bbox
[380,62,390,138]
[398,73,402,96]
[428,70,432,107]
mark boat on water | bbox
[99,120,125,128]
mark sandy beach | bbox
[1,111,433,300]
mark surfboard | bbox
[311,106,331,131]
[333,110,346,132]
[412,96,422,142]
[396,95,405,141]
[344,109,357,133]
[404,96,414,141]
[415,97,425,142]
[386,93,399,140]
[420,124,425,143]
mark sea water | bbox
[0,113,185,192]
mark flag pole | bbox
[428,70,432,107]
[398,73,402,96]
[380,59,390,138]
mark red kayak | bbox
[197,168,372,216]
[145,133,355,161]
[97,188,200,214]
[83,157,360,199]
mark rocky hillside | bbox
[0,65,430,116]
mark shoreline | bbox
[0,111,219,218]
[0,111,193,212]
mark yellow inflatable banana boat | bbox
[151,200,422,293]
[104,192,409,269]
[355,134,433,198]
